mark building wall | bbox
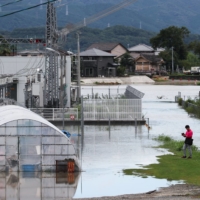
[97,57,114,77]
[0,56,45,74]
[0,56,72,108]
[81,56,114,77]
[135,57,151,71]
[111,45,127,57]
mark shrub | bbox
[178,98,182,106]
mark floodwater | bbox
[1,85,200,199]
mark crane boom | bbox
[60,0,138,36]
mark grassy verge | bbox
[123,135,200,185]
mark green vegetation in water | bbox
[123,135,200,185]
[178,98,200,118]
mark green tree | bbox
[0,35,12,56]
[150,26,190,61]
[120,53,135,74]
[179,52,200,70]
[116,66,126,76]
[188,41,200,58]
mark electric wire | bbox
[0,0,58,17]
[60,0,138,35]
[0,0,22,8]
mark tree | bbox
[0,35,12,56]
[179,52,200,70]
[120,53,135,74]
[150,26,190,61]
[188,41,200,58]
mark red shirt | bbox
[185,129,193,138]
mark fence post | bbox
[62,107,65,130]
[81,96,84,136]
[135,118,137,133]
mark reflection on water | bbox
[2,85,199,199]
[0,172,80,199]
[73,85,200,198]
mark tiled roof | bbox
[128,44,154,52]
[141,53,163,62]
[80,48,116,57]
[129,52,140,59]
[87,43,126,51]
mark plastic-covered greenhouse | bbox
[0,105,80,172]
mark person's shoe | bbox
[188,156,192,159]
[182,156,186,158]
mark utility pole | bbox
[172,46,174,74]
[76,31,81,102]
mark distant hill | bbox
[2,25,200,53]
[0,0,200,33]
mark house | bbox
[80,48,116,77]
[86,42,127,58]
[127,44,165,75]
[133,53,164,75]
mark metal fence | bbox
[30,108,79,121]
[83,99,142,120]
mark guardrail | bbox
[30,108,79,121]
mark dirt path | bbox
[74,184,200,200]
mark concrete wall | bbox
[0,56,72,108]
[0,56,45,75]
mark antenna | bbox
[84,18,86,26]
[140,21,142,29]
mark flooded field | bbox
[1,85,200,199]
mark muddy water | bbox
[72,85,200,198]
[1,85,200,199]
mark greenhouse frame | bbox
[0,105,80,172]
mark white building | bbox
[0,55,71,108]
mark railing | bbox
[83,99,142,120]
[30,108,79,121]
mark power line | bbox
[0,0,58,17]
[0,0,22,8]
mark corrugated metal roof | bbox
[80,48,116,57]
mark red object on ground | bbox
[70,114,75,120]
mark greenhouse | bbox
[0,105,80,172]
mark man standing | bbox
[182,125,193,159]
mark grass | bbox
[123,135,200,185]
